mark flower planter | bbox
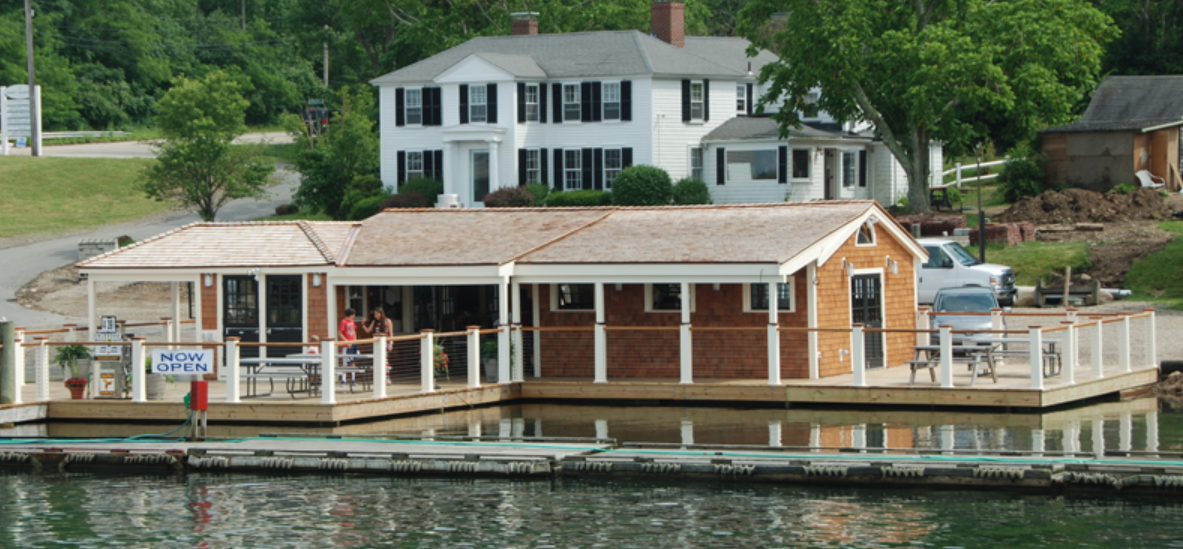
[64,381,87,400]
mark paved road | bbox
[3,132,291,158]
[0,133,299,329]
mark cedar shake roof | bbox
[78,221,359,269]
[1042,75,1183,133]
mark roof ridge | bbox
[775,202,876,265]
[75,221,204,268]
[297,220,337,263]
[502,209,619,265]
[631,31,656,74]
[336,224,364,267]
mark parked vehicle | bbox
[929,286,1008,346]
[916,238,1017,305]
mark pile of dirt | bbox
[995,187,1172,225]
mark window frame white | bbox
[549,283,596,312]
[742,280,797,313]
[564,149,582,190]
[689,147,704,181]
[469,84,488,123]
[405,87,423,125]
[644,283,696,313]
[736,83,746,113]
[689,81,704,120]
[603,148,623,189]
[791,148,811,180]
[524,83,539,122]
[525,149,541,184]
[563,83,581,122]
[842,150,857,188]
[602,81,621,121]
[406,150,425,179]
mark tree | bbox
[738,0,1116,212]
[288,86,381,219]
[142,71,274,221]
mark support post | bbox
[1146,309,1157,370]
[162,317,175,346]
[171,281,181,341]
[498,279,510,384]
[1118,314,1131,373]
[35,337,48,402]
[374,336,388,399]
[594,282,607,383]
[12,328,24,388]
[990,308,1002,332]
[1029,326,1044,390]
[1060,320,1075,386]
[851,324,866,387]
[767,281,781,385]
[467,326,481,389]
[0,321,13,405]
[939,324,953,388]
[321,339,337,404]
[512,281,524,383]
[532,284,541,377]
[420,330,435,394]
[679,283,693,384]
[807,262,819,379]
[916,306,930,347]
[225,338,240,403]
[131,337,146,403]
[1066,308,1078,323]
[1091,316,1104,378]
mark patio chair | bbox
[1135,170,1166,189]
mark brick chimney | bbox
[511,12,539,36]
[651,1,685,48]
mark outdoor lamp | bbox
[313,274,322,287]
[203,274,213,287]
[844,261,854,277]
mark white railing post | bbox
[35,337,49,402]
[225,338,240,403]
[1146,309,1157,369]
[851,324,866,387]
[131,337,145,402]
[420,330,435,394]
[1118,314,1131,373]
[1029,326,1044,390]
[1060,320,1075,386]
[162,317,174,345]
[1091,316,1104,378]
[512,324,524,383]
[955,161,962,187]
[768,281,781,386]
[64,324,76,343]
[374,336,388,399]
[939,324,953,389]
[498,279,511,385]
[13,328,25,388]
[467,326,481,388]
[679,282,693,385]
[321,339,337,404]
[594,282,607,383]
[916,307,930,347]
[1066,308,1078,323]
[990,308,1002,332]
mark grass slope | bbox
[986,241,1092,286]
[1126,221,1183,309]
[0,156,166,239]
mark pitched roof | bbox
[78,221,359,269]
[1043,75,1183,133]
[682,36,779,77]
[703,117,867,141]
[370,31,749,85]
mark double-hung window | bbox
[563,84,580,121]
[604,149,622,189]
[564,149,582,190]
[748,282,794,312]
[792,149,811,179]
[690,82,704,120]
[603,82,621,120]
[406,151,424,179]
[470,85,488,123]
[405,88,422,125]
[690,147,704,181]
[842,151,857,187]
[736,83,746,113]
[525,149,541,184]
[525,84,539,122]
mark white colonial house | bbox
[370,2,942,207]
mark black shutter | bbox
[553,148,563,188]
[540,148,548,186]
[622,147,633,168]
[716,147,725,185]
[746,83,754,116]
[681,80,691,122]
[397,151,407,185]
[581,82,592,122]
[518,148,528,186]
[434,150,444,181]
[621,81,632,121]
[592,82,602,122]
[552,83,562,122]
[459,85,469,124]
[593,148,604,190]
[433,88,443,125]
[859,150,868,187]
[581,148,593,190]
[778,146,788,184]
[423,150,435,180]
[703,79,710,121]
[539,84,548,123]
[517,83,526,123]
[487,84,498,123]
[395,88,405,127]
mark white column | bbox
[13,328,25,388]
[1032,428,1045,457]
[851,324,866,387]
[171,282,181,342]
[680,419,694,447]
[939,324,954,388]
[86,278,99,399]
[420,330,435,394]
[374,336,388,399]
[1061,320,1075,385]
[257,273,267,357]
[511,281,524,383]
[1119,413,1132,453]
[498,279,510,384]
[807,262,819,379]
[1146,309,1157,369]
[767,281,781,386]
[162,317,175,346]
[489,140,500,190]
[532,284,541,377]
[467,326,481,389]
[34,338,48,402]
[1029,326,1044,390]
[1147,412,1159,453]
[1091,317,1104,378]
[193,275,204,341]
[326,282,338,338]
[1118,315,1131,373]
[679,282,692,385]
[594,282,607,383]
[769,420,782,447]
[321,339,337,404]
[131,337,146,403]
[595,419,608,441]
[1092,418,1105,457]
[225,338,241,403]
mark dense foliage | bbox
[611,165,673,206]
[998,148,1048,203]
[672,178,712,205]
[381,191,428,209]
[398,178,443,206]
[523,183,550,205]
[288,86,381,219]
[544,190,612,207]
[483,187,535,208]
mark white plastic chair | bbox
[1135,170,1166,189]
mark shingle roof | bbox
[472,53,547,78]
[682,37,779,77]
[370,31,748,85]
[1043,75,1183,133]
[703,117,862,141]
[78,222,358,269]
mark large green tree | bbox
[288,85,381,220]
[142,70,273,221]
[738,0,1116,212]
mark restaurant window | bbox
[746,282,795,312]
[554,284,595,311]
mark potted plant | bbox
[433,341,450,381]
[145,356,169,400]
[54,344,91,399]
[480,340,499,383]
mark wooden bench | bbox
[909,344,996,386]
[1034,278,1100,307]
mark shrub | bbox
[483,187,536,207]
[398,177,444,206]
[274,203,299,216]
[544,190,613,207]
[672,178,712,205]
[347,195,387,220]
[524,183,550,205]
[611,165,673,206]
[945,185,963,207]
[381,191,428,209]
[997,146,1046,203]
[1109,183,1139,195]
[116,235,135,247]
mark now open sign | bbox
[151,350,214,375]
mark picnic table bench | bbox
[958,337,1062,378]
[239,354,375,399]
[908,344,996,386]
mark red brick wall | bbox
[650,1,685,48]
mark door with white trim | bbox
[851,274,885,368]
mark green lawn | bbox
[1126,221,1183,309]
[267,210,332,221]
[985,241,1092,286]
[0,156,166,238]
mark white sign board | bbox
[91,332,123,361]
[152,349,214,375]
[100,315,118,333]
[1,84,41,155]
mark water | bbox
[1,473,1181,548]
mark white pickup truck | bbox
[916,238,1017,306]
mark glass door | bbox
[472,150,490,203]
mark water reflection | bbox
[4,397,1178,454]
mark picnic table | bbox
[239,354,374,399]
[908,343,995,386]
[956,337,1062,378]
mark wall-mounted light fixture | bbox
[313,273,322,287]
[890,260,899,275]
[247,267,261,282]
[844,260,854,278]
[615,283,623,292]
[203,274,213,287]
[712,283,720,291]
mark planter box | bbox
[484,359,498,384]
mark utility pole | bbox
[976,144,986,263]
[323,25,330,88]
[24,0,40,157]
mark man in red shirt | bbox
[339,308,358,366]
